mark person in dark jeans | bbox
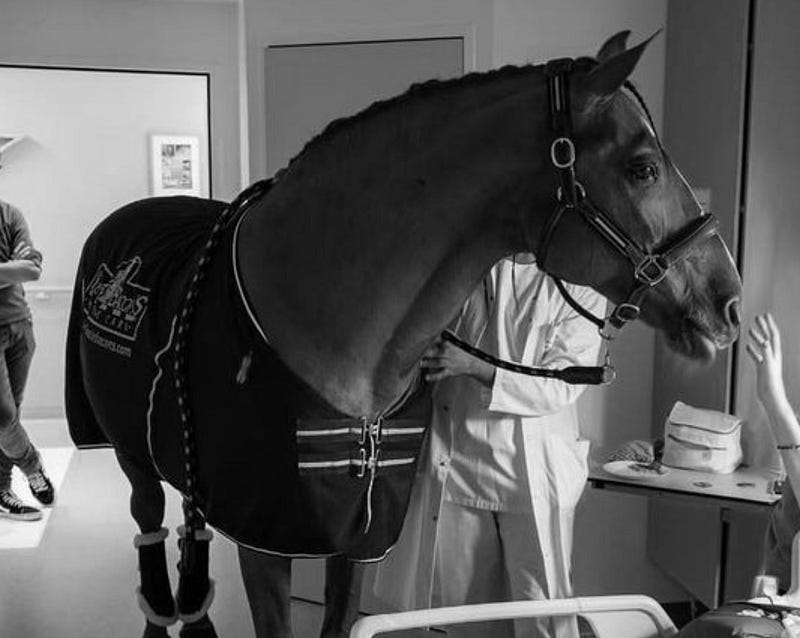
[0,198,54,521]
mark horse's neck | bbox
[238,71,556,417]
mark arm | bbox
[422,283,606,417]
[0,259,42,285]
[0,206,43,285]
[747,312,800,499]
[422,338,495,387]
[486,284,606,416]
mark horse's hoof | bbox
[143,621,171,638]
[179,614,218,638]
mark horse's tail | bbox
[64,249,108,448]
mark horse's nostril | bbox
[725,297,741,329]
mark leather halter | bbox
[537,58,720,338]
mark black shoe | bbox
[27,470,55,506]
[0,489,42,521]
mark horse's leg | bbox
[320,556,366,638]
[116,452,177,638]
[176,507,218,637]
[238,545,294,638]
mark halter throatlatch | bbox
[537,58,720,340]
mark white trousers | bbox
[433,500,577,638]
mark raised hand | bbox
[746,312,788,411]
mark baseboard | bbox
[21,406,65,420]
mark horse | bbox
[64,31,741,638]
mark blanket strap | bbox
[172,180,272,537]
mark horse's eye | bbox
[629,163,659,184]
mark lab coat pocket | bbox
[545,437,590,509]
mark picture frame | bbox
[0,134,27,168]
[149,134,201,197]
[0,134,26,155]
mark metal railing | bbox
[349,595,678,638]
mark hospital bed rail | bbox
[349,594,679,638]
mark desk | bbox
[589,462,780,509]
[588,461,781,608]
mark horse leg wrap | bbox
[134,527,178,627]
[176,525,215,624]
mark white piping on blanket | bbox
[231,208,270,346]
[145,316,177,482]
[298,457,416,470]
[296,426,426,438]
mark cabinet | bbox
[650,0,800,607]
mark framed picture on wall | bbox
[149,134,201,197]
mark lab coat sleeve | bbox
[485,284,606,417]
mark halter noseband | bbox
[537,58,720,338]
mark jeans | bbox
[0,319,39,490]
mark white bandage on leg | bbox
[176,524,213,542]
[135,590,179,627]
[133,527,178,626]
[133,526,169,548]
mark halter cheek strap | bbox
[537,58,720,338]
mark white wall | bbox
[241,0,495,180]
[0,0,240,418]
[0,67,209,417]
[0,67,209,288]
[0,0,240,200]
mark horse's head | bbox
[537,31,741,363]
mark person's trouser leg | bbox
[497,510,573,638]
[0,320,40,489]
[320,556,365,638]
[0,449,14,492]
[433,501,515,638]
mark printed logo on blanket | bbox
[83,256,151,344]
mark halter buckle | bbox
[550,137,576,169]
[358,416,383,445]
[634,255,668,286]
[354,448,367,478]
[608,303,641,331]
[556,181,586,204]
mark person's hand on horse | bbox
[747,312,789,411]
[421,337,495,386]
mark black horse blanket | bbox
[65,195,430,561]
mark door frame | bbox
[241,23,479,185]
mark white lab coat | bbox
[374,258,606,634]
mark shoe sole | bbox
[0,510,43,522]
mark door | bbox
[263,36,464,612]
[265,37,464,176]
[0,66,210,418]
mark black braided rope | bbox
[172,180,270,534]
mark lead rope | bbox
[173,180,270,537]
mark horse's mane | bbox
[278,62,552,177]
[275,54,656,177]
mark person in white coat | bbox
[373,254,606,638]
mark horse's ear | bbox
[578,31,660,110]
[596,30,631,62]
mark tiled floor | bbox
[0,447,72,549]
[0,419,437,638]
[0,418,599,638]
